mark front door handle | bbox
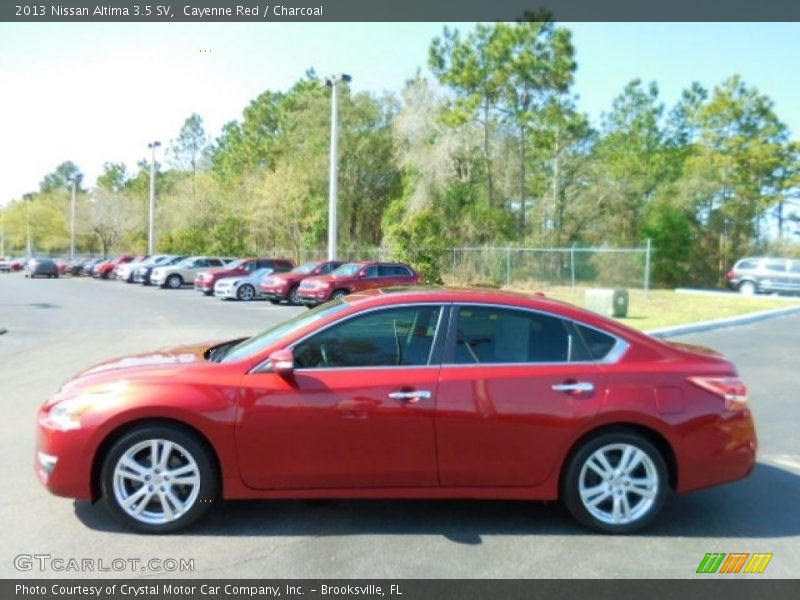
[388,390,432,402]
[551,381,594,394]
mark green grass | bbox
[500,285,800,331]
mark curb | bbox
[675,287,800,302]
[647,305,800,339]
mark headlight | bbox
[46,386,124,430]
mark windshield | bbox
[225,258,246,270]
[331,263,362,277]
[292,261,319,275]
[220,299,348,363]
[176,258,196,268]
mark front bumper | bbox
[35,416,95,501]
[195,281,214,293]
[298,290,329,306]
[214,287,237,299]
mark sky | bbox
[1,22,799,206]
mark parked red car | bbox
[260,260,345,305]
[194,257,295,295]
[297,261,420,306]
[35,288,756,534]
[94,256,135,280]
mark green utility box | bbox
[585,288,629,318]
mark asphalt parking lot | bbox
[1,273,798,579]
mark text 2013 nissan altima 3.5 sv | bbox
[35,288,756,534]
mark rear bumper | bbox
[676,409,757,493]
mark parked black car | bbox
[24,258,59,279]
[727,256,800,295]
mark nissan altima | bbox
[35,288,756,534]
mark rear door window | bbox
[450,306,586,364]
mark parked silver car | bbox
[213,268,274,301]
[150,256,232,289]
[727,256,800,295]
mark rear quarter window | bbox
[574,323,618,361]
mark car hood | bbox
[68,342,216,383]
[201,267,240,277]
[304,274,354,284]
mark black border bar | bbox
[3,0,800,22]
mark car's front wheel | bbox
[237,284,255,301]
[166,274,183,289]
[738,280,757,295]
[562,431,667,534]
[288,285,301,306]
[331,289,348,301]
[101,425,218,533]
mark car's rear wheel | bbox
[288,285,301,306]
[166,274,183,289]
[562,432,667,534]
[738,281,757,295]
[100,425,218,533]
[237,284,255,301]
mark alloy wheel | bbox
[112,439,201,526]
[577,443,659,526]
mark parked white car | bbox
[213,268,274,301]
[116,255,168,283]
[151,256,231,289]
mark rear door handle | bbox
[388,390,432,402]
[551,382,594,394]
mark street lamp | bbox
[147,141,161,255]
[67,176,78,261]
[325,73,351,261]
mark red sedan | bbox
[35,288,756,534]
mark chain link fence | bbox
[448,243,652,294]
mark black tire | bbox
[288,285,301,306]
[54,273,59,279]
[331,289,348,301]
[561,431,668,534]
[166,274,183,289]
[100,424,218,534]
[236,284,255,301]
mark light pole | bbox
[67,176,78,261]
[147,141,161,255]
[325,73,351,261]
[23,192,33,258]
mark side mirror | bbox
[269,348,295,375]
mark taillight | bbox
[726,270,735,280]
[688,376,748,410]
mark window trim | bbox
[441,302,629,367]
[250,302,450,373]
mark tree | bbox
[497,17,576,233]
[429,24,510,207]
[167,113,209,202]
[40,161,83,193]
